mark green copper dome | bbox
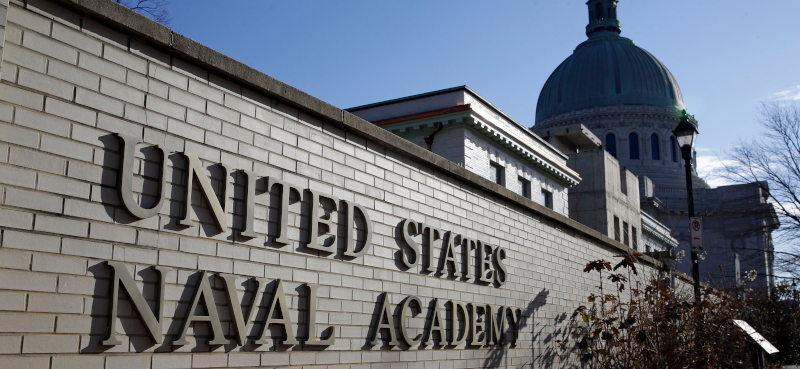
[535,0,685,124]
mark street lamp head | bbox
[673,110,699,159]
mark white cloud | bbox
[771,85,800,101]
[695,154,735,188]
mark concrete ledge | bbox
[47,0,677,274]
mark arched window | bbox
[596,3,604,19]
[651,134,660,160]
[605,133,617,158]
[628,132,640,160]
[670,136,678,162]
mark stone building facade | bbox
[348,87,578,217]
[0,0,677,368]
[533,0,778,290]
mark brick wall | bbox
[0,0,657,368]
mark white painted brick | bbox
[152,354,192,369]
[27,293,83,313]
[0,122,39,148]
[149,63,188,90]
[179,237,216,256]
[0,335,22,354]
[96,113,142,138]
[168,86,205,112]
[52,355,105,369]
[100,78,145,106]
[232,260,264,277]
[63,199,113,222]
[126,70,148,92]
[0,356,51,369]
[61,238,113,259]
[123,246,158,264]
[0,312,54,332]
[147,95,185,120]
[188,79,223,104]
[22,334,79,353]
[7,4,50,35]
[75,88,124,116]
[0,104,13,123]
[191,353,228,368]
[0,207,33,229]
[52,22,102,55]
[23,30,78,63]
[9,144,67,175]
[34,214,89,237]
[37,173,91,199]
[17,67,75,100]
[185,109,221,132]
[0,249,32,270]
[206,101,239,123]
[45,97,98,126]
[41,135,94,162]
[0,83,44,110]
[0,162,37,188]
[222,121,253,143]
[89,222,136,243]
[0,269,57,292]
[78,52,126,82]
[227,353,260,367]
[4,186,63,213]
[204,131,237,153]
[104,44,148,74]
[32,253,86,275]
[159,250,197,269]
[197,255,232,273]
[14,106,71,136]
[105,355,152,369]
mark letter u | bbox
[115,133,168,219]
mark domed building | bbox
[533,0,778,289]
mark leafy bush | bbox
[559,253,799,368]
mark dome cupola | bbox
[534,0,685,125]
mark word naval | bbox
[103,262,523,348]
[115,134,510,287]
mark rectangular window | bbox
[490,161,504,185]
[623,221,630,246]
[632,227,638,250]
[613,216,620,242]
[518,177,530,198]
[541,189,553,209]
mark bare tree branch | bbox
[719,102,800,279]
[116,0,172,27]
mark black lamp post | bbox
[673,110,701,303]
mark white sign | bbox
[733,320,779,354]
[690,217,703,252]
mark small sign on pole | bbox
[734,320,779,354]
[690,217,703,252]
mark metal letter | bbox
[399,296,423,346]
[370,293,400,346]
[240,170,259,238]
[102,261,171,346]
[305,189,339,252]
[437,231,462,278]
[486,304,506,345]
[506,307,522,345]
[174,271,230,346]
[423,298,446,345]
[255,280,298,345]
[399,218,420,268]
[179,153,232,232]
[219,274,267,345]
[305,284,335,346]
[450,301,468,346]
[477,241,495,284]
[494,247,507,286]
[468,303,486,346]
[462,237,477,280]
[418,223,441,273]
[267,177,302,246]
[115,133,168,219]
[343,200,372,258]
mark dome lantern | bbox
[586,0,621,37]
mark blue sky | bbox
[168,0,800,185]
